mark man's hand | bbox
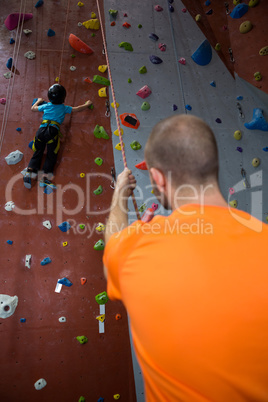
[115,168,136,198]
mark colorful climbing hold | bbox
[214,43,221,51]
[249,0,259,6]
[120,113,140,129]
[230,3,248,18]
[229,200,238,208]
[6,58,13,69]
[94,157,103,166]
[229,188,235,195]
[94,239,105,251]
[41,257,52,266]
[68,34,93,54]
[154,5,163,11]
[149,55,163,64]
[83,19,100,30]
[254,72,262,81]
[96,223,105,232]
[109,9,118,19]
[115,143,124,151]
[236,147,243,152]
[81,278,87,285]
[115,314,122,320]
[58,277,73,287]
[111,21,116,26]
[191,39,212,66]
[91,12,96,18]
[93,75,110,86]
[139,66,147,74]
[94,125,110,139]
[113,394,120,400]
[216,118,222,124]
[178,58,186,65]
[173,104,178,111]
[111,102,119,109]
[138,24,142,28]
[141,101,150,111]
[234,130,242,140]
[136,85,152,99]
[62,242,68,247]
[96,314,105,322]
[79,224,85,229]
[84,77,92,83]
[239,21,252,34]
[135,160,148,170]
[95,291,109,305]
[0,98,6,105]
[263,147,268,152]
[47,29,55,37]
[128,78,132,83]
[77,2,84,6]
[98,65,108,73]
[244,108,268,131]
[20,318,26,323]
[195,14,202,21]
[252,158,260,167]
[93,185,103,195]
[210,81,216,87]
[122,22,131,28]
[158,43,166,51]
[237,96,243,100]
[98,87,107,97]
[58,221,71,232]
[4,13,33,30]
[130,141,142,150]
[78,397,85,402]
[149,33,159,41]
[10,38,15,44]
[7,240,13,245]
[259,46,268,56]
[76,336,88,344]
[5,150,23,165]
[118,42,133,51]
[206,9,213,15]
[185,104,192,111]
[35,0,44,7]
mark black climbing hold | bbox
[149,55,163,64]
[149,33,159,41]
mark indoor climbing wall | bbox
[0,1,136,401]
[104,0,268,230]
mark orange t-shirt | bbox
[103,205,268,402]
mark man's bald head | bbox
[145,115,219,188]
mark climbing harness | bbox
[32,121,61,154]
[0,0,26,155]
[96,0,141,219]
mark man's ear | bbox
[150,167,166,193]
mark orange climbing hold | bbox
[135,160,148,170]
[84,77,92,83]
[115,314,122,320]
[81,277,87,285]
[123,22,131,28]
[120,113,140,129]
[68,33,94,54]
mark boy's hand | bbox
[85,100,92,106]
[37,98,44,103]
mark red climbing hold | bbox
[120,113,140,129]
[135,161,148,170]
[4,13,33,30]
[69,34,93,54]
[122,22,131,28]
[84,77,92,83]
[81,277,87,285]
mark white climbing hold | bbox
[59,316,66,322]
[43,220,52,230]
[24,51,36,60]
[25,254,31,269]
[78,22,83,26]
[0,294,18,319]
[5,201,15,211]
[34,378,47,390]
[4,72,12,79]
[70,66,76,71]
[5,150,23,165]
[23,29,32,35]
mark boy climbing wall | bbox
[23,83,92,189]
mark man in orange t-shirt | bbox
[103,115,268,401]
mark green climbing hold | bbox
[94,125,110,139]
[79,224,85,229]
[128,78,132,83]
[141,101,150,111]
[93,75,110,86]
[91,33,95,37]
[71,54,75,58]
[138,24,142,28]
[94,157,103,166]
[139,203,147,213]
[76,336,88,344]
[95,291,109,305]
[93,185,103,195]
[78,397,86,402]
[109,9,118,18]
[130,141,142,150]
[88,103,94,110]
[118,42,133,51]
[139,66,147,74]
[94,239,105,250]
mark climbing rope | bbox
[95,0,141,220]
[58,0,71,84]
[166,0,187,114]
[0,0,26,155]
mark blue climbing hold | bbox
[20,318,26,323]
[185,104,192,111]
[169,5,174,12]
[7,240,13,245]
[28,140,34,150]
[263,147,268,152]
[205,0,211,5]
[6,58,13,69]
[230,3,248,19]
[173,104,178,111]
[10,38,15,44]
[41,257,52,266]
[244,108,268,131]
[237,95,243,101]
[210,81,216,87]
[58,277,73,287]
[236,147,243,152]
[98,398,104,402]
[47,29,55,37]
[35,0,44,7]
[149,55,163,64]
[191,39,212,66]
[149,33,159,41]
[58,221,71,232]
[16,127,21,132]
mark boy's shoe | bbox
[39,177,57,189]
[23,173,31,189]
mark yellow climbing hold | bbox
[229,200,238,208]
[233,130,242,140]
[77,1,84,6]
[111,102,119,109]
[83,19,100,30]
[96,314,105,322]
[96,223,106,232]
[249,0,259,6]
[233,0,240,5]
[215,43,221,51]
[55,77,59,82]
[91,12,97,18]
[266,216,268,223]
[80,173,85,178]
[195,14,201,21]
[98,87,107,97]
[254,72,262,81]
[115,143,124,151]
[113,395,120,400]
[259,46,268,56]
[151,189,154,194]
[98,65,108,73]
[62,241,68,247]
[113,128,124,136]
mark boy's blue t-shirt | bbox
[38,102,72,127]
